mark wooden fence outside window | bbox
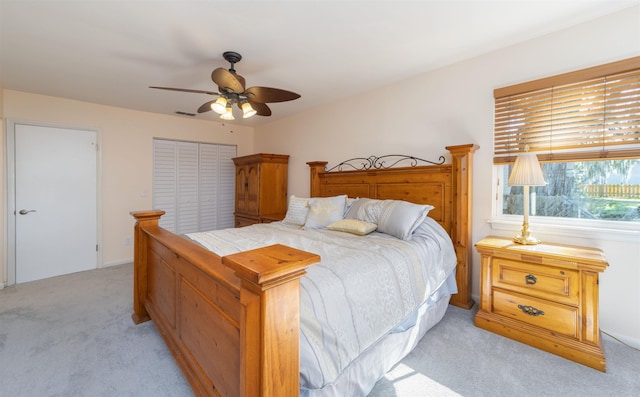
[584,185,640,199]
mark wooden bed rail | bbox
[131,210,320,397]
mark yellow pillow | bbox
[327,219,377,236]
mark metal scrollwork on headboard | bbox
[325,154,446,172]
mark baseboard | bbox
[102,259,133,268]
[602,329,640,350]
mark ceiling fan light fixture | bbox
[241,101,257,118]
[211,96,227,114]
[220,105,235,120]
[151,51,300,119]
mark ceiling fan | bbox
[150,51,301,120]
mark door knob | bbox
[18,209,37,215]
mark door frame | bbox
[5,119,103,286]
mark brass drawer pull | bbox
[518,304,545,316]
[525,274,537,285]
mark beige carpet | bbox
[0,264,193,397]
[1,263,638,397]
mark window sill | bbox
[488,217,640,243]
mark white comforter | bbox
[187,217,456,391]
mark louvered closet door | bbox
[199,143,219,231]
[176,142,199,234]
[153,139,177,231]
[153,139,236,234]
[216,145,237,229]
[199,144,237,230]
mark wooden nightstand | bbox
[474,236,609,371]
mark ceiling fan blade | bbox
[150,86,218,95]
[211,68,245,93]
[248,101,272,116]
[244,86,301,103]
[197,100,216,113]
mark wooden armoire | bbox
[232,153,289,227]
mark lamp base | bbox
[513,221,541,245]
[513,234,541,245]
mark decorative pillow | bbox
[344,198,381,223]
[303,195,348,229]
[344,197,358,216]
[345,198,433,240]
[282,195,310,226]
[377,200,434,240]
[327,219,377,236]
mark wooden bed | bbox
[131,143,478,397]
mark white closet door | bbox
[199,144,220,231]
[153,139,236,234]
[218,145,237,229]
[153,139,177,231]
[176,142,199,234]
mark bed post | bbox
[307,161,328,197]
[222,245,320,397]
[445,144,479,309]
[130,210,166,324]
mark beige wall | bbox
[1,90,254,277]
[0,88,5,288]
[254,6,640,346]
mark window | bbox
[499,160,640,222]
[494,57,640,226]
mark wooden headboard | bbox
[307,144,479,309]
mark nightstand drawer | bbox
[493,289,578,338]
[492,258,579,305]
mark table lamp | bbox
[508,146,547,245]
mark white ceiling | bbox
[1,0,638,126]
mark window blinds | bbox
[494,56,640,164]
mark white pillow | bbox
[345,198,433,240]
[303,195,348,229]
[344,198,380,223]
[344,197,358,216]
[282,195,310,226]
[377,200,434,240]
[327,219,377,236]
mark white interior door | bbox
[14,124,98,283]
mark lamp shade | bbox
[220,105,235,120]
[211,97,227,114]
[508,151,546,186]
[241,101,257,118]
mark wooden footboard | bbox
[131,210,320,397]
